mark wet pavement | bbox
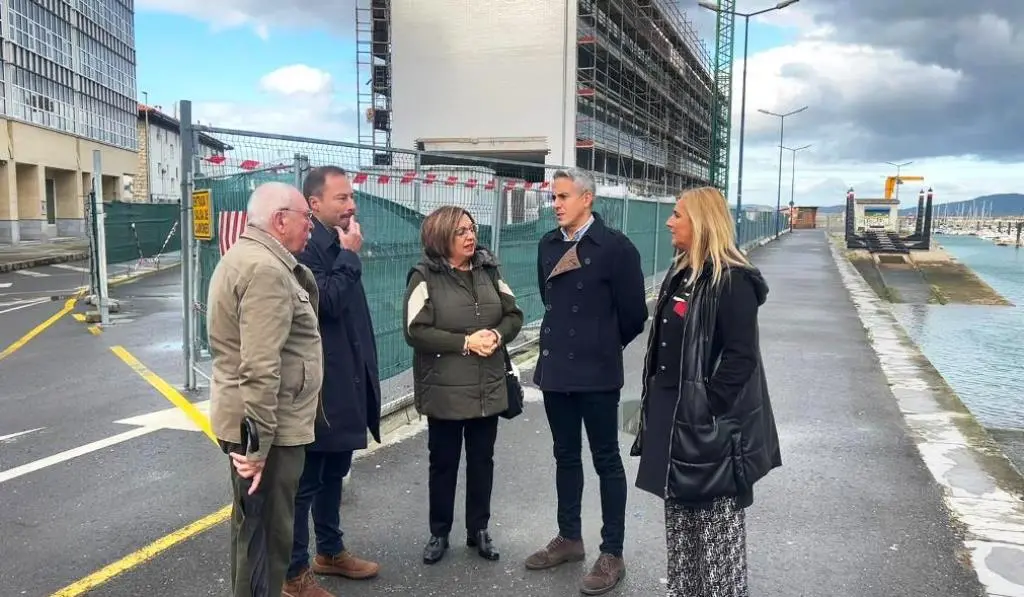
[0,231,1001,596]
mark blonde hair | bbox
[672,186,750,287]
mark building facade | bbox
[134,105,227,203]
[377,0,714,195]
[0,0,139,243]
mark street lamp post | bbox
[886,160,912,203]
[698,0,801,243]
[759,105,808,238]
[782,143,811,231]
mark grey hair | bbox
[247,182,299,229]
[553,168,596,197]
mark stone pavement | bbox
[3,230,993,597]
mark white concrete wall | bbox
[389,0,578,167]
[144,124,218,202]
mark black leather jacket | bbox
[631,264,782,503]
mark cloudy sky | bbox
[136,0,1022,207]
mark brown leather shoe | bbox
[580,553,625,595]
[282,568,334,597]
[524,535,586,570]
[312,550,380,580]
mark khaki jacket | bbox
[207,224,324,460]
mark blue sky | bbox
[131,5,1019,205]
[135,12,357,115]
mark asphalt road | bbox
[0,232,988,596]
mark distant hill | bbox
[814,193,1024,217]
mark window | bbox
[3,0,138,150]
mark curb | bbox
[0,251,89,273]
[108,261,181,288]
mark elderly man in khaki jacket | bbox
[206,181,324,597]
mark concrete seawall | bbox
[829,239,1024,596]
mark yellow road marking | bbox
[49,505,231,597]
[0,297,76,362]
[109,345,217,445]
[87,325,101,335]
[72,313,86,322]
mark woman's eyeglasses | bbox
[455,224,478,237]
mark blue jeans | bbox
[288,450,353,579]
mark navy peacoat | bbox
[533,212,649,393]
[296,218,382,452]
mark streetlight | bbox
[782,144,811,231]
[886,160,912,202]
[759,105,808,237]
[698,0,801,242]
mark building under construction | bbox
[356,0,722,195]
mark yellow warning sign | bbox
[192,189,212,240]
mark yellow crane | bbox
[884,175,924,200]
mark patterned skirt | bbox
[665,496,747,597]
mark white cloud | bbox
[259,64,335,96]
[724,15,1023,207]
[187,65,359,167]
[136,0,352,37]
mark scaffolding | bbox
[575,0,715,197]
[355,0,393,164]
[709,0,736,193]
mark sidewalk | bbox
[76,230,998,597]
[0,237,88,272]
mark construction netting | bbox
[189,128,777,386]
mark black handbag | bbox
[499,346,524,420]
[482,267,524,420]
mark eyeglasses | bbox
[455,224,478,237]
[278,208,313,220]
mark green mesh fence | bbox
[101,201,180,264]
[188,128,782,386]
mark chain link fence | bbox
[176,101,779,401]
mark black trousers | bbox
[227,444,305,597]
[427,415,500,537]
[542,390,626,557]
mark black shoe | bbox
[467,529,500,561]
[423,535,449,565]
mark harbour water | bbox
[891,236,1024,431]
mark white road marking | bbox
[0,282,11,288]
[0,427,156,484]
[15,269,48,277]
[52,263,90,273]
[0,400,213,485]
[0,297,51,314]
[115,401,211,432]
[0,427,45,443]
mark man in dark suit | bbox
[524,168,648,596]
[282,166,382,597]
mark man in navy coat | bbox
[283,166,382,597]
[524,168,648,596]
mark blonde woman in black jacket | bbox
[631,186,781,597]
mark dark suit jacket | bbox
[296,218,381,451]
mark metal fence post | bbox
[294,153,310,191]
[491,188,503,257]
[179,100,197,391]
[622,195,630,234]
[652,200,660,282]
[413,153,422,214]
[91,150,110,325]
